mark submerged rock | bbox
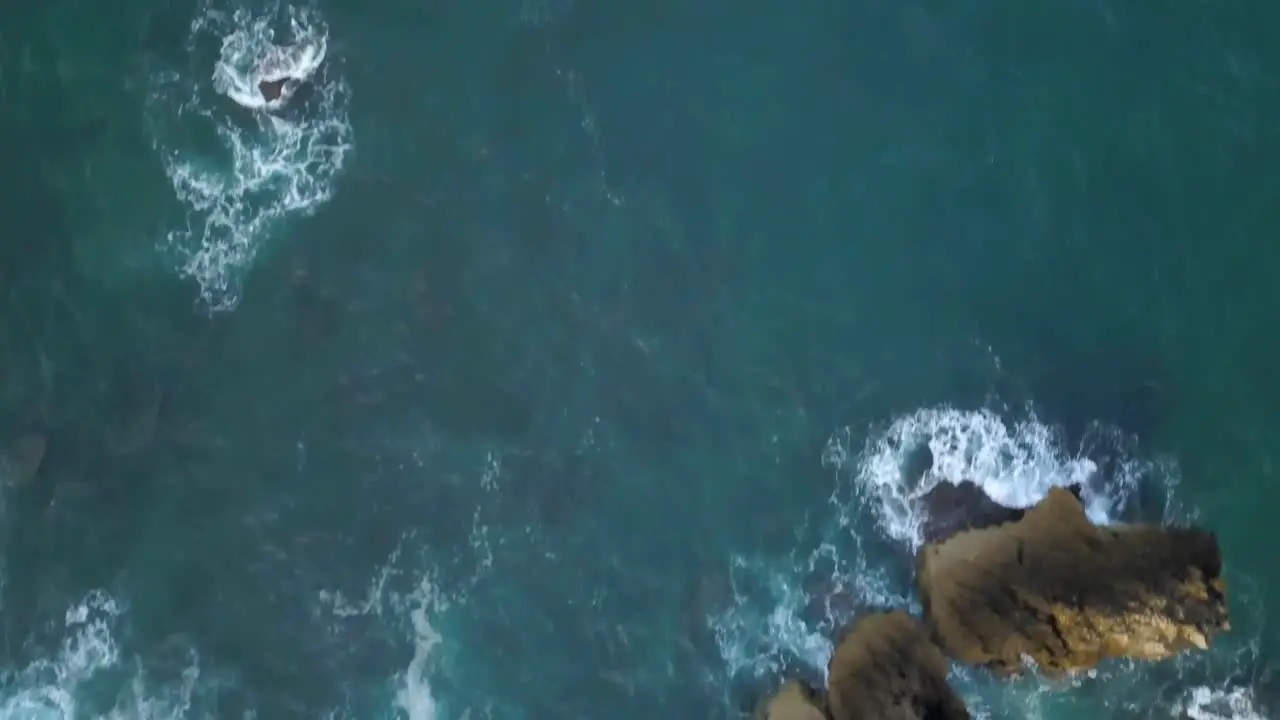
[752,680,827,720]
[918,479,1082,544]
[917,487,1228,676]
[1,434,47,488]
[826,610,970,720]
[257,76,310,110]
[105,381,163,457]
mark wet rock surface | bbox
[917,487,1228,676]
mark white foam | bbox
[317,546,451,719]
[147,0,353,312]
[840,406,1127,549]
[709,556,834,682]
[0,591,121,717]
[312,445,523,719]
[1174,686,1267,719]
[214,18,327,112]
[708,538,912,688]
[393,581,445,720]
[0,591,209,719]
[101,653,202,720]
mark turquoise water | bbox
[2,0,1280,717]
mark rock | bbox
[259,77,290,102]
[1,434,47,488]
[826,610,970,720]
[917,487,1229,676]
[752,680,827,720]
[919,479,1083,544]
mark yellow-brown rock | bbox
[826,610,970,720]
[916,486,1229,676]
[752,680,827,720]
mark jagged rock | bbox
[917,487,1228,676]
[752,680,827,720]
[259,77,290,102]
[919,479,1082,544]
[826,610,970,720]
[1,434,46,488]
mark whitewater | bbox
[146,0,353,313]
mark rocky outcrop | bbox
[752,680,827,720]
[917,487,1228,676]
[918,479,1082,544]
[826,610,970,720]
[752,610,970,719]
[259,77,291,103]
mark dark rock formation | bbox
[752,680,827,720]
[919,479,1082,544]
[259,77,290,103]
[917,487,1229,676]
[826,610,970,720]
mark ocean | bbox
[2,0,1279,717]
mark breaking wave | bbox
[0,591,204,718]
[851,406,1130,550]
[146,0,353,312]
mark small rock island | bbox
[753,479,1229,717]
[754,610,969,720]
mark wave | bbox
[849,406,1128,550]
[1175,686,1267,720]
[146,0,353,312]
[0,591,205,718]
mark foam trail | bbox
[0,591,121,717]
[710,557,835,683]
[213,15,327,112]
[708,536,912,692]
[318,548,449,720]
[147,0,353,311]
[0,591,212,718]
[394,593,444,720]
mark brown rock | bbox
[259,77,289,102]
[753,680,827,720]
[917,487,1229,676]
[826,610,970,720]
